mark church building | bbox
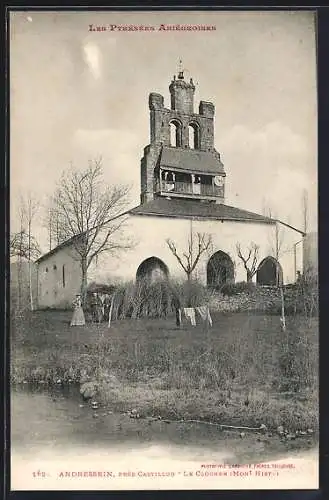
[36,70,304,309]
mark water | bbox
[10,385,318,491]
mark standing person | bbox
[70,294,85,326]
[103,294,111,322]
[90,292,98,323]
[171,290,181,327]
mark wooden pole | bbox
[275,222,279,286]
[108,294,115,329]
[280,286,286,332]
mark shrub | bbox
[220,281,257,297]
[275,330,317,392]
[170,279,210,308]
[267,282,319,317]
[110,278,210,320]
[111,280,170,320]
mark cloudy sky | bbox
[10,10,317,252]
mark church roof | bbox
[159,146,225,175]
[35,233,85,264]
[35,200,275,265]
[129,197,275,223]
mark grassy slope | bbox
[11,310,318,432]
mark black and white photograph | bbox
[9,9,318,491]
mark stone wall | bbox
[208,286,315,314]
[141,83,220,204]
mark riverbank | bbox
[11,386,319,491]
[11,310,318,436]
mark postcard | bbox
[9,9,318,491]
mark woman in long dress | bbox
[70,294,85,326]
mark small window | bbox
[53,264,57,270]
[62,265,65,288]
[45,267,48,273]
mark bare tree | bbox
[166,229,213,282]
[262,203,286,285]
[13,201,25,309]
[11,193,40,310]
[236,242,259,283]
[262,202,287,330]
[25,194,39,311]
[51,158,132,300]
[10,230,41,261]
[43,203,63,251]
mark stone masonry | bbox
[140,72,224,204]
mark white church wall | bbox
[88,214,303,286]
[37,246,82,309]
[260,222,304,285]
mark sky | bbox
[10,10,317,253]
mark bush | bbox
[170,279,210,308]
[267,282,319,317]
[220,281,257,297]
[110,278,210,320]
[275,330,317,392]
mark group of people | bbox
[89,292,112,323]
[70,292,113,327]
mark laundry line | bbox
[181,306,212,327]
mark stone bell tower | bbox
[140,67,226,205]
[169,68,196,114]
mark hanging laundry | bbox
[183,307,196,326]
[196,306,213,326]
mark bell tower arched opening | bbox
[188,122,200,149]
[169,120,182,147]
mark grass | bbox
[11,309,318,434]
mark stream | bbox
[10,384,318,490]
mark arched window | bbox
[188,122,200,149]
[136,257,169,283]
[256,257,283,286]
[169,120,182,147]
[207,251,235,288]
